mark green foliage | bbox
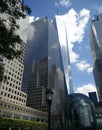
[0,0,31,81]
[0,0,31,59]
[0,117,48,130]
[0,64,4,81]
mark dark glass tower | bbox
[22,17,72,115]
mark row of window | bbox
[1,91,26,103]
[2,84,20,90]
[4,80,21,87]
[0,102,47,118]
[5,64,23,73]
[1,88,26,98]
[0,111,46,122]
[7,75,22,81]
[5,68,23,77]
[6,59,24,69]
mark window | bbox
[9,72,11,75]
[11,95,13,98]
[10,83,12,87]
[9,88,11,92]
[4,93,7,96]
[1,91,3,95]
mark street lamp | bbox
[46,88,54,130]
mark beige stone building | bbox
[0,42,47,121]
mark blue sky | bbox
[24,0,102,97]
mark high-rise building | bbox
[0,42,47,121]
[90,14,102,102]
[0,42,27,106]
[22,17,73,116]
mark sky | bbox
[24,0,102,97]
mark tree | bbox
[0,0,31,81]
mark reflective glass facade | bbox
[64,93,97,130]
[22,17,72,114]
[90,14,102,101]
[55,15,73,94]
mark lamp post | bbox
[46,88,54,130]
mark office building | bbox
[0,42,27,106]
[22,16,73,122]
[90,14,102,102]
[0,42,47,121]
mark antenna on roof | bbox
[57,6,59,15]
[55,2,59,15]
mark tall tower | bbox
[90,14,102,102]
[22,16,73,114]
[55,15,73,94]
[0,42,27,106]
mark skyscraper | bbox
[0,42,27,106]
[90,14,102,102]
[22,16,73,115]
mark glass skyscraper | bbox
[90,14,102,102]
[22,16,73,128]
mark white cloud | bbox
[35,17,40,21]
[29,16,35,23]
[67,8,90,43]
[56,8,90,63]
[76,60,93,74]
[59,0,71,7]
[70,51,79,63]
[87,67,93,74]
[76,60,89,71]
[16,17,35,43]
[74,83,97,97]
[55,0,71,8]
[28,16,40,23]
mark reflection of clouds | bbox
[48,56,51,60]
[51,45,57,49]
[16,17,35,43]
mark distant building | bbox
[88,92,98,103]
[90,13,102,102]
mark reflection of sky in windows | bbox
[55,15,73,94]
